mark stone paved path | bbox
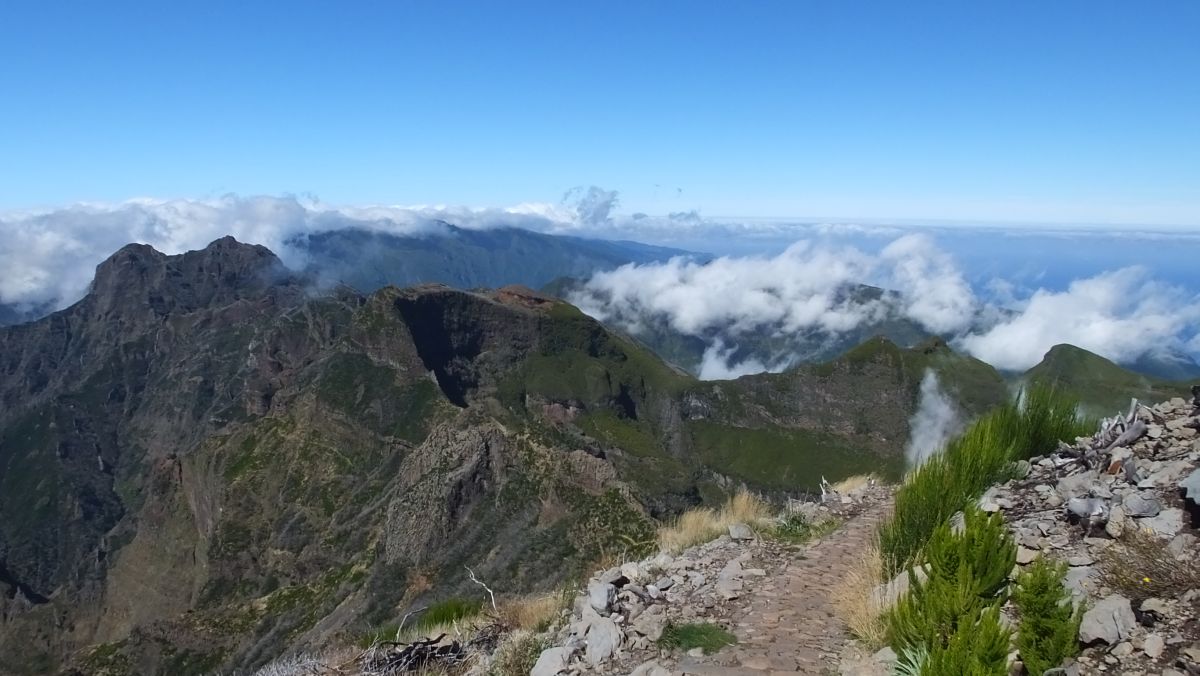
[675,498,892,676]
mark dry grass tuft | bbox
[657,489,772,554]
[833,474,874,494]
[1097,527,1200,598]
[830,540,888,649]
[496,592,567,633]
[488,630,546,676]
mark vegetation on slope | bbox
[1013,558,1083,675]
[879,384,1089,574]
[886,508,1015,675]
[1023,343,1190,416]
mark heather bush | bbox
[1013,558,1083,676]
[886,508,1015,657]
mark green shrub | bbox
[880,385,1085,574]
[880,417,1016,574]
[922,605,1012,676]
[769,513,840,544]
[924,508,1015,600]
[657,622,737,654]
[1003,383,1091,461]
[1013,558,1083,676]
[886,508,1015,654]
[893,644,929,676]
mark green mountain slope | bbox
[1021,343,1191,415]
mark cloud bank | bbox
[0,192,621,311]
[570,235,1200,374]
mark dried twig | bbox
[395,605,428,640]
[465,566,497,611]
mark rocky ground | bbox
[981,394,1200,675]
[529,484,893,676]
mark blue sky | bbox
[2,1,1198,225]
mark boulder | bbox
[728,522,754,541]
[1066,497,1109,521]
[1141,508,1184,538]
[1058,471,1100,500]
[585,614,623,666]
[629,660,671,676]
[630,605,667,641]
[1144,633,1165,659]
[1079,595,1136,645]
[872,566,929,608]
[1169,533,1198,559]
[1016,547,1039,565]
[716,558,744,599]
[1064,566,1099,600]
[531,646,577,676]
[588,581,616,612]
[1105,504,1127,538]
[1181,468,1200,505]
[1122,492,1162,518]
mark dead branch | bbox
[465,566,497,611]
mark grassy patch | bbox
[1098,527,1200,598]
[497,590,572,633]
[359,597,486,647]
[768,513,841,544]
[489,631,548,676]
[657,489,771,553]
[687,421,903,490]
[417,597,484,630]
[658,622,737,654]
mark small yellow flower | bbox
[1143,577,1152,583]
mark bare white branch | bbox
[465,566,497,611]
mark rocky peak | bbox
[88,236,290,319]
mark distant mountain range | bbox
[290,223,706,293]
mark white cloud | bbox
[697,340,793,380]
[905,371,962,466]
[570,240,883,339]
[880,234,976,334]
[0,194,586,309]
[958,267,1200,371]
[571,234,1200,378]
